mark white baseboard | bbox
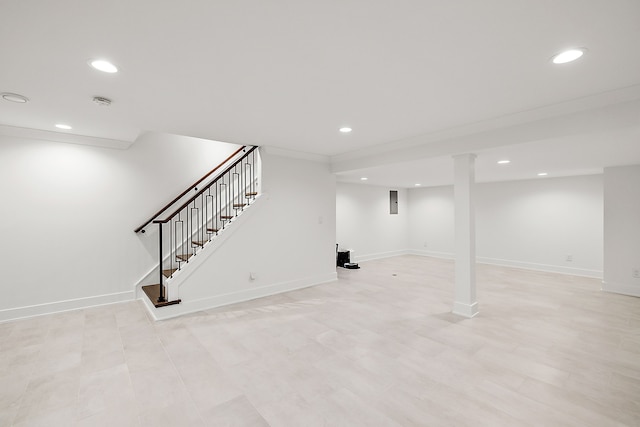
[601,281,640,298]
[0,291,135,323]
[352,250,411,263]
[475,256,603,279]
[408,249,455,260]
[143,272,338,321]
[408,250,602,278]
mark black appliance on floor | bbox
[336,245,359,269]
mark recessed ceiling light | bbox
[1,92,29,103]
[497,160,511,164]
[55,124,72,130]
[340,127,352,133]
[90,59,118,73]
[552,48,585,64]
[360,177,368,181]
[414,183,421,186]
[537,172,548,177]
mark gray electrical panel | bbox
[390,190,398,214]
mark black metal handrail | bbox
[154,146,258,224]
[134,145,247,233]
[149,146,259,303]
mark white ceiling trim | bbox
[0,124,133,150]
[261,146,331,164]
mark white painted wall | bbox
[407,175,603,277]
[407,185,455,258]
[603,165,640,296]
[336,183,409,261]
[152,148,338,319]
[0,131,241,320]
[476,175,603,276]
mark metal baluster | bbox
[251,149,255,196]
[239,157,243,206]
[200,192,204,243]
[232,171,240,212]
[175,215,183,268]
[190,206,196,254]
[217,180,221,231]
[246,150,255,199]
[183,207,188,260]
[228,170,232,216]
[158,222,165,302]
[225,172,230,220]
[220,180,227,228]
[170,218,174,277]
[206,193,214,239]
[248,155,252,199]
[215,184,219,232]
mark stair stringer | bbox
[133,183,260,299]
[137,194,267,317]
[164,193,267,301]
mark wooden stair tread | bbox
[192,240,207,246]
[142,284,181,308]
[207,228,219,233]
[246,192,258,197]
[220,215,234,219]
[162,268,178,278]
[176,253,193,261]
[233,203,246,208]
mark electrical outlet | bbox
[566,254,573,262]
[633,268,640,279]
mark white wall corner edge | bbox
[0,290,135,323]
[601,281,640,298]
[142,272,338,321]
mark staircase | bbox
[135,146,260,308]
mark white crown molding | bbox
[0,124,134,150]
[261,145,330,163]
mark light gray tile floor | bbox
[1,255,639,426]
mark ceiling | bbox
[1,0,640,187]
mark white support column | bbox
[452,153,479,318]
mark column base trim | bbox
[452,301,479,318]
